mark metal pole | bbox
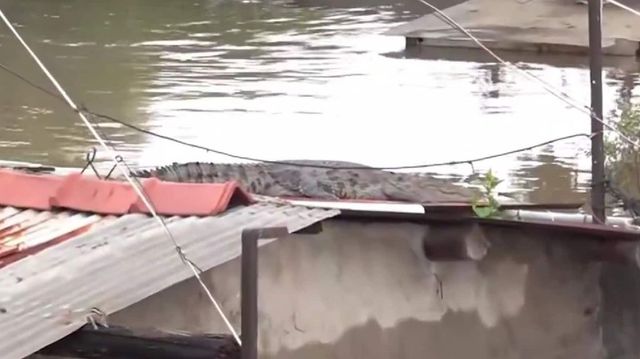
[240,227,289,359]
[241,231,258,359]
[588,0,605,223]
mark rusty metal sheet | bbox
[478,216,640,241]
[286,198,426,214]
[0,208,106,268]
[331,205,640,242]
[0,202,338,359]
[421,202,585,215]
[285,198,584,216]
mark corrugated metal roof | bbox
[0,202,338,359]
[0,207,110,266]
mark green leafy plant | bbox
[605,105,640,162]
[471,169,502,218]
[605,105,640,199]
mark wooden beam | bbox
[36,325,239,359]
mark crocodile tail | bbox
[131,162,277,194]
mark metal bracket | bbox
[79,147,120,180]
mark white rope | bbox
[0,9,242,345]
[413,0,640,149]
[609,0,640,17]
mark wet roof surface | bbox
[0,202,338,358]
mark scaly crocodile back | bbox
[133,161,476,203]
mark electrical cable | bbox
[0,61,593,170]
[414,0,640,149]
[0,9,242,345]
[609,0,640,17]
[2,2,636,172]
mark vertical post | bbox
[241,232,258,359]
[240,227,289,359]
[589,0,605,223]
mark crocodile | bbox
[132,160,479,203]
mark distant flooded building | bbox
[386,0,640,56]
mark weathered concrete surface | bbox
[600,263,640,358]
[386,0,640,56]
[109,220,622,358]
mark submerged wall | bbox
[600,262,640,359]
[110,219,629,358]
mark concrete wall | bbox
[111,219,615,358]
[600,262,640,359]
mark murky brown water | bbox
[0,0,639,202]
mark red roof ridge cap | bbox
[51,173,138,215]
[0,169,65,210]
[131,179,254,217]
[0,168,255,217]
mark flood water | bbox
[0,0,639,203]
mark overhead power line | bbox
[0,9,242,346]
[2,1,637,172]
[0,61,593,171]
[413,0,640,149]
[609,0,640,17]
